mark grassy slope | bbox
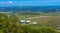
[16,13,60,27]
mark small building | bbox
[20,20,30,24]
[26,20,30,24]
[20,20,37,25]
[20,20,25,24]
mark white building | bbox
[20,20,25,24]
[20,20,37,24]
[20,20,30,24]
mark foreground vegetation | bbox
[0,13,60,33]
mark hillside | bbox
[16,13,60,29]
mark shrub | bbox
[0,30,3,33]
[19,25,57,33]
[40,27,57,33]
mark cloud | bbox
[8,1,13,4]
[0,1,13,6]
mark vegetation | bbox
[0,13,59,33]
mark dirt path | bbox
[27,16,60,19]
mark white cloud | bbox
[0,1,13,5]
[8,1,13,4]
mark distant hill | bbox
[0,6,60,13]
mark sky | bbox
[0,0,60,6]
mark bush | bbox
[0,30,3,33]
[19,25,57,33]
[40,27,57,33]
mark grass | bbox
[16,12,60,28]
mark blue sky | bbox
[0,0,60,6]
